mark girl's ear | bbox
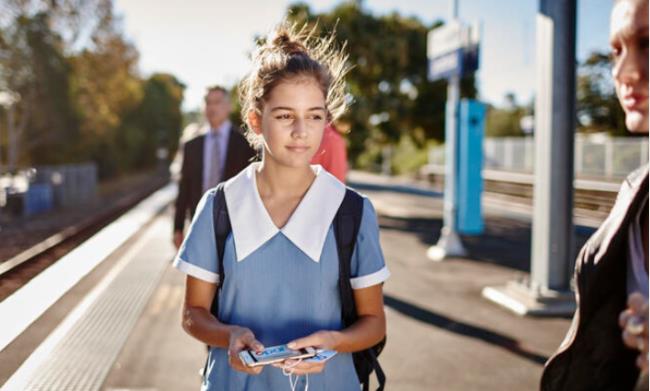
[247,111,262,135]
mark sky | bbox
[113,0,613,112]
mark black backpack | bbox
[210,183,386,391]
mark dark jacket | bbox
[173,125,256,232]
[541,164,649,391]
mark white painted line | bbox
[481,286,527,316]
[0,183,176,352]
[1,219,163,390]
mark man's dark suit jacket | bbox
[173,125,256,232]
[541,165,648,391]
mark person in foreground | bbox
[173,22,390,391]
[541,0,648,389]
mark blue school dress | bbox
[173,163,390,391]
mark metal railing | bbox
[428,134,649,179]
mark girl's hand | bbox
[619,293,649,372]
[272,357,326,375]
[227,326,265,375]
[288,330,338,351]
[270,330,338,375]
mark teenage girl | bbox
[174,23,390,390]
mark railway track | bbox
[1,168,623,301]
[0,176,169,301]
[422,165,621,216]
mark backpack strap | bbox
[334,189,386,391]
[333,190,374,389]
[334,188,364,327]
[369,349,386,391]
[211,183,231,317]
[202,183,231,378]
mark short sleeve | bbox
[349,197,390,289]
[173,190,220,283]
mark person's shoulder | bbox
[201,185,224,208]
[340,187,375,216]
[184,132,205,149]
[625,163,649,188]
[613,163,649,204]
[227,125,247,143]
[228,123,245,136]
[229,125,257,154]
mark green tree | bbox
[286,2,476,167]
[0,0,118,170]
[70,34,144,176]
[6,13,80,166]
[123,73,185,170]
[577,51,626,135]
[0,0,186,178]
[485,93,529,137]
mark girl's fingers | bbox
[623,329,641,349]
[628,293,648,313]
[282,360,326,374]
[620,309,633,328]
[289,365,326,375]
[287,335,318,350]
[241,334,264,352]
[228,353,263,375]
[288,330,335,350]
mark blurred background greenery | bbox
[0,0,629,179]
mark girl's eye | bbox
[309,115,324,121]
[275,114,293,121]
[610,45,622,62]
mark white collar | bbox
[224,162,346,262]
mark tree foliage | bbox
[485,93,531,137]
[0,0,185,178]
[577,51,626,135]
[285,2,476,167]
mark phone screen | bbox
[250,345,309,363]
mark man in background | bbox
[173,86,256,248]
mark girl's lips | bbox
[286,146,310,152]
[622,94,648,110]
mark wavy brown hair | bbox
[239,22,350,148]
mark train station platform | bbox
[0,172,596,390]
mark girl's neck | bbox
[255,159,315,197]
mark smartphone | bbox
[239,345,317,367]
[304,349,337,363]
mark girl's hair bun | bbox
[270,30,307,56]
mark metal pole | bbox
[428,0,466,260]
[451,0,459,19]
[530,0,576,292]
[0,107,4,173]
[7,103,16,173]
[445,75,460,236]
[481,0,577,316]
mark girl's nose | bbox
[613,49,642,86]
[292,119,307,138]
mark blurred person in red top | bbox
[311,123,348,182]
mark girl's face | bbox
[251,77,327,169]
[610,0,649,133]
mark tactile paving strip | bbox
[17,217,172,391]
